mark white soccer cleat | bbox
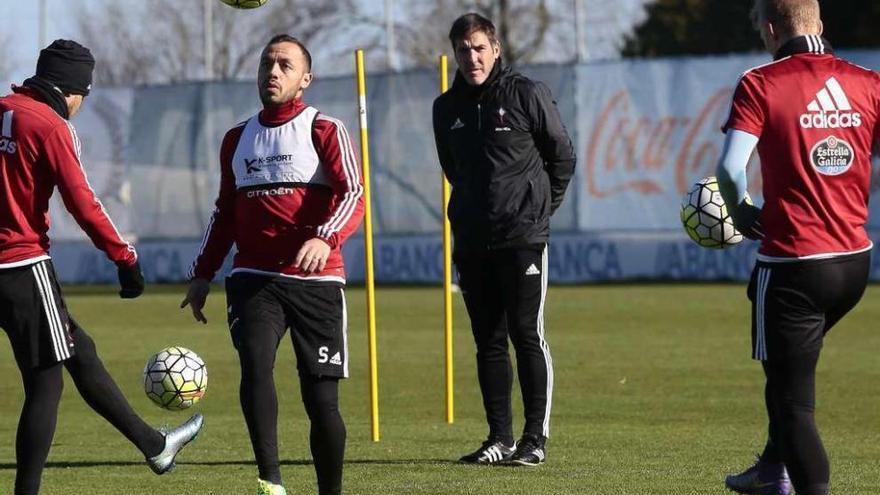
[458,439,516,464]
[147,413,204,474]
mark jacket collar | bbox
[259,96,307,126]
[774,35,834,60]
[13,78,70,119]
[451,61,507,98]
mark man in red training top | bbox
[716,1,880,494]
[182,34,364,495]
[0,40,203,495]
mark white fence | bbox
[49,50,880,282]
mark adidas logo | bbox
[525,264,540,276]
[329,352,342,366]
[450,118,465,130]
[1,110,18,155]
[800,77,862,129]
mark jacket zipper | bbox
[477,103,481,131]
[477,101,488,248]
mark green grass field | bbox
[1,285,878,494]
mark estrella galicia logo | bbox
[244,158,261,174]
[810,135,855,176]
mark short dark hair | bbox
[265,34,312,72]
[448,13,498,47]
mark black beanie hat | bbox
[34,39,95,96]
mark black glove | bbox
[117,261,145,299]
[732,201,765,241]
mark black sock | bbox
[14,363,63,495]
[64,324,164,458]
[760,380,782,464]
[300,375,345,495]
[800,483,830,495]
[763,349,828,493]
[759,439,781,465]
[237,333,282,485]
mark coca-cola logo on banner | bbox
[584,88,762,199]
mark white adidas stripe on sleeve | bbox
[1,110,13,138]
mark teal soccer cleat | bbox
[147,413,204,474]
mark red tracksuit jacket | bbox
[0,89,136,268]
[724,46,880,261]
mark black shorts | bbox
[0,259,75,369]
[225,272,349,378]
[747,251,870,361]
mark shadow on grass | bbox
[190,459,454,467]
[0,458,454,470]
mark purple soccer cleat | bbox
[725,457,793,495]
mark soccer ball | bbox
[143,347,207,411]
[217,0,269,8]
[680,176,746,249]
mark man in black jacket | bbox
[432,13,576,467]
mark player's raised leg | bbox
[63,324,204,474]
[39,260,203,475]
[63,321,165,456]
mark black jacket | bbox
[432,63,576,252]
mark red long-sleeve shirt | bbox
[724,50,880,260]
[0,89,136,268]
[189,97,364,283]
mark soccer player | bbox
[0,40,203,495]
[181,35,363,495]
[716,1,880,494]
[432,13,575,466]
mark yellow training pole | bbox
[355,49,380,442]
[439,55,454,424]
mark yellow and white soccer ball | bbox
[217,0,269,9]
[680,176,746,249]
[143,347,207,411]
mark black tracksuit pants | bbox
[454,245,553,444]
[750,252,870,495]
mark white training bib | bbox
[231,106,327,188]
